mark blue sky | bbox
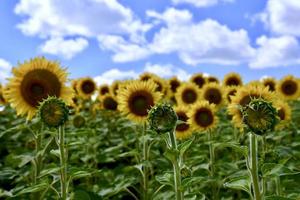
[1,0,300,84]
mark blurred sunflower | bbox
[71,79,79,94]
[169,76,181,93]
[174,106,192,140]
[118,80,162,122]
[0,85,7,105]
[276,75,300,100]
[139,72,158,82]
[100,94,118,111]
[228,84,275,129]
[201,83,224,107]
[5,57,73,120]
[111,80,121,97]
[223,73,243,87]
[76,77,96,99]
[225,86,239,104]
[99,84,110,96]
[262,77,276,92]
[274,100,291,129]
[206,76,219,84]
[190,73,206,88]
[175,82,200,106]
[188,101,218,131]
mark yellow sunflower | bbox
[223,72,243,87]
[0,85,7,105]
[274,100,291,129]
[118,80,162,122]
[225,86,239,104]
[261,77,276,92]
[168,76,181,93]
[5,57,73,120]
[99,84,110,96]
[190,73,206,88]
[100,94,118,111]
[188,101,218,131]
[111,80,121,97]
[201,83,224,107]
[76,77,96,99]
[206,76,219,84]
[139,72,158,82]
[71,79,79,94]
[228,84,275,129]
[175,82,201,106]
[276,75,300,100]
[174,106,193,140]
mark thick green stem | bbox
[249,133,262,200]
[275,176,281,196]
[59,125,67,200]
[142,123,149,200]
[169,129,183,200]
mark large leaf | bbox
[223,175,251,195]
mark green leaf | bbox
[50,149,60,158]
[265,196,294,200]
[223,176,251,195]
[155,173,174,187]
[164,148,178,163]
[178,137,194,158]
[14,154,34,168]
[15,183,49,196]
[38,167,61,178]
[214,142,248,158]
[262,163,300,178]
[70,171,92,180]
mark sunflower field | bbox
[0,57,300,200]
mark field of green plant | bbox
[0,57,300,200]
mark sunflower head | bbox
[169,76,181,93]
[262,77,276,92]
[100,94,118,111]
[99,84,110,96]
[206,76,219,84]
[175,82,200,106]
[39,96,69,128]
[277,75,300,100]
[118,80,162,122]
[5,57,73,120]
[225,86,238,104]
[0,86,7,105]
[188,101,217,131]
[139,72,158,82]
[148,102,178,133]
[223,73,243,87]
[242,98,278,135]
[201,83,224,107]
[73,114,86,128]
[77,77,96,99]
[190,73,206,88]
[175,106,192,140]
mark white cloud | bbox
[249,35,300,69]
[40,37,88,59]
[256,0,300,36]
[144,62,191,80]
[94,69,138,85]
[14,0,151,59]
[0,58,12,83]
[172,0,234,8]
[97,35,151,62]
[148,8,255,66]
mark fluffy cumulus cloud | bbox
[148,8,255,66]
[250,35,300,69]
[257,0,300,36]
[14,0,151,58]
[0,58,12,83]
[94,63,191,85]
[172,0,234,7]
[40,37,88,59]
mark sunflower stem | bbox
[275,176,281,196]
[248,133,262,200]
[169,129,183,200]
[142,122,149,200]
[208,130,217,200]
[58,125,68,200]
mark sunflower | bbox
[169,76,181,93]
[5,57,73,120]
[71,79,79,94]
[225,86,239,104]
[111,80,121,97]
[190,73,206,88]
[0,85,7,105]
[139,72,158,82]
[188,101,218,131]
[175,82,201,106]
[223,73,243,87]
[206,76,219,84]
[201,83,224,107]
[76,77,96,99]
[100,94,118,111]
[276,75,300,100]
[261,77,276,92]
[99,84,110,96]
[174,106,193,140]
[228,84,275,129]
[118,80,162,122]
[273,100,291,129]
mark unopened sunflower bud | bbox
[73,115,86,128]
[148,103,178,133]
[39,97,69,128]
[242,98,278,135]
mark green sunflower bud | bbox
[73,115,86,128]
[148,102,178,133]
[242,98,278,135]
[39,96,69,128]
